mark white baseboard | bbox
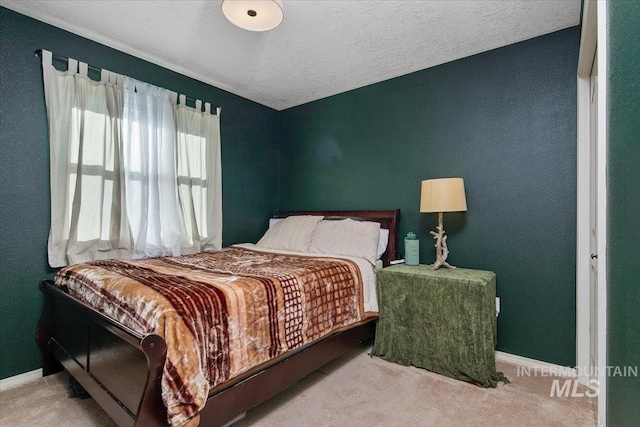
[496,351,577,377]
[0,368,43,392]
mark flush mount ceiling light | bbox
[222,0,283,32]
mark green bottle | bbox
[405,232,419,266]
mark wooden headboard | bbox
[274,209,400,267]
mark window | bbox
[42,50,221,267]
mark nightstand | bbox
[371,264,507,387]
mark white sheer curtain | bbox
[175,95,222,253]
[43,51,132,267]
[122,77,182,258]
[43,50,223,267]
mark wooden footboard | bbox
[37,280,167,427]
[37,280,376,427]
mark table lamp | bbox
[420,178,467,270]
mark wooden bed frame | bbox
[37,209,399,427]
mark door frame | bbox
[576,0,607,425]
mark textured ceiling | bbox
[1,0,581,110]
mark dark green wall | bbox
[607,0,640,424]
[0,7,280,380]
[279,27,580,366]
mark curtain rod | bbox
[34,49,220,111]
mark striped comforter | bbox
[54,246,368,427]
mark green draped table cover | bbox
[372,264,508,387]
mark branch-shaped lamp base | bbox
[430,212,456,270]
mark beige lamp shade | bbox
[420,178,467,213]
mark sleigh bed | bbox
[37,209,399,427]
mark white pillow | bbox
[257,215,324,252]
[268,217,285,228]
[378,228,389,259]
[270,218,388,260]
[309,219,381,265]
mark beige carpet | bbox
[0,344,596,426]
